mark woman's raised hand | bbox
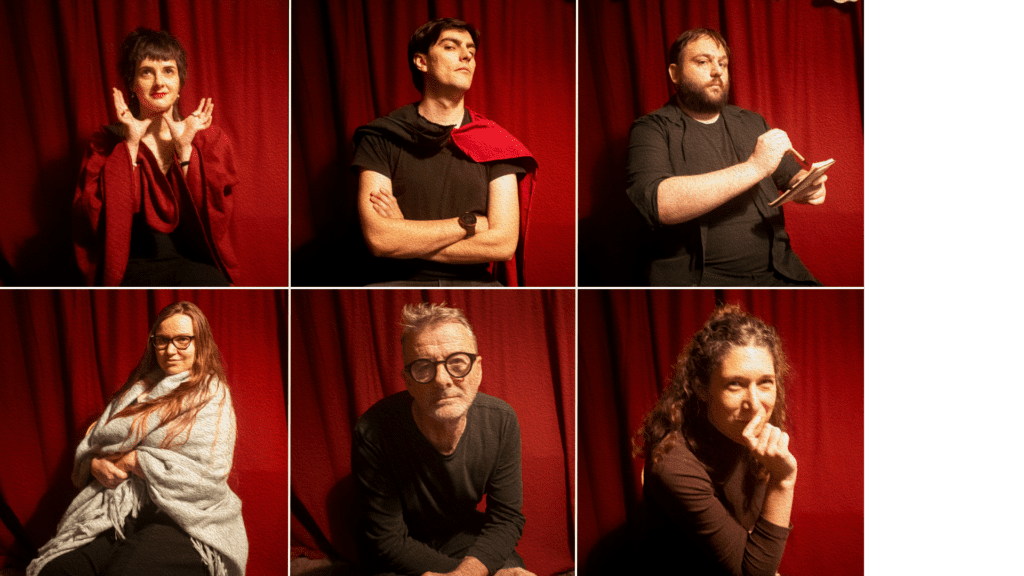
[112,88,151,166]
[741,408,797,485]
[163,97,213,159]
[90,454,129,489]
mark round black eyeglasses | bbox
[404,352,478,384]
[151,335,195,350]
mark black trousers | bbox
[38,503,205,576]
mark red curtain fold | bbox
[291,0,576,287]
[578,289,864,576]
[0,0,289,286]
[579,0,864,287]
[290,289,575,576]
[0,290,288,575]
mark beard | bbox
[422,389,477,422]
[675,75,729,115]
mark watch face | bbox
[460,212,477,226]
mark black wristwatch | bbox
[459,212,477,238]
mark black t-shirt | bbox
[680,114,773,276]
[352,106,526,282]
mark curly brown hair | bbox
[634,304,789,471]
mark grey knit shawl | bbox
[27,370,248,576]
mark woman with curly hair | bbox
[73,28,239,287]
[635,304,797,576]
[28,302,247,576]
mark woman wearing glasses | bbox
[635,304,798,576]
[29,302,247,576]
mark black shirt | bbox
[352,105,526,282]
[351,391,525,575]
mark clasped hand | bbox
[90,450,145,489]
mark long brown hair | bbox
[108,301,228,449]
[634,304,789,472]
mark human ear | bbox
[668,63,681,84]
[414,53,428,73]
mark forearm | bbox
[363,217,466,259]
[759,476,796,529]
[656,159,767,225]
[176,143,193,177]
[425,227,516,264]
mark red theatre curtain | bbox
[291,0,576,287]
[0,290,288,575]
[0,0,289,286]
[578,290,864,576]
[579,0,864,287]
[291,290,575,576]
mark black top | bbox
[352,105,526,282]
[626,102,818,286]
[351,391,525,575]
[681,115,773,276]
[643,427,791,576]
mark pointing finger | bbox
[742,412,762,443]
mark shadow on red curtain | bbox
[578,290,863,576]
[0,0,289,287]
[579,0,864,287]
[0,290,288,575]
[290,0,576,287]
[290,290,575,576]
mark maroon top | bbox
[643,427,791,576]
[73,125,239,286]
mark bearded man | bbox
[351,302,534,576]
[626,28,827,286]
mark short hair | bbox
[407,18,480,93]
[400,302,477,354]
[668,27,731,68]
[634,304,789,470]
[118,27,188,117]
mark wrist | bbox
[768,472,797,491]
[458,212,477,238]
[176,144,193,163]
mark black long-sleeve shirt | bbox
[352,391,525,575]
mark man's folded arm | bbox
[358,169,467,259]
[424,173,519,264]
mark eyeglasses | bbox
[404,352,478,384]
[151,335,195,350]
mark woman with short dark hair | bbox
[635,304,798,576]
[29,301,247,576]
[73,28,239,287]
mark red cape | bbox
[451,110,538,286]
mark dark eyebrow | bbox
[438,36,476,50]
